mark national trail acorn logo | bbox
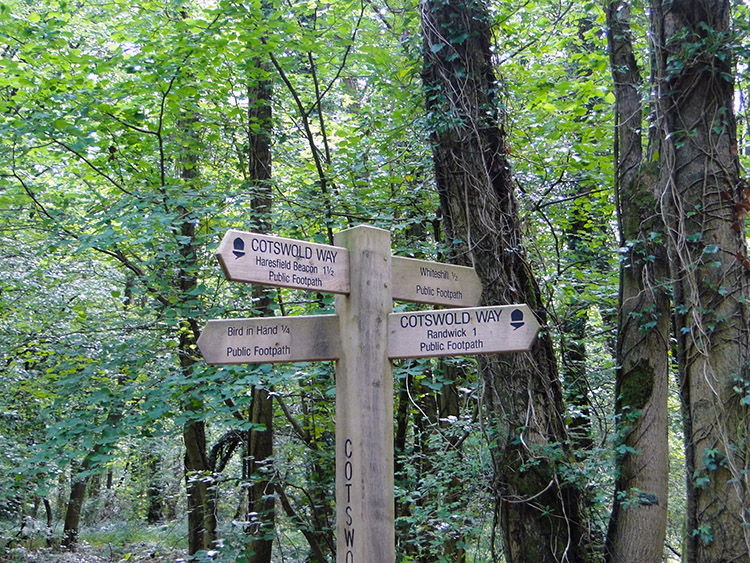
[510,309,525,330]
[233,237,245,259]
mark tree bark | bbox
[43,497,53,546]
[245,386,275,562]
[146,453,163,524]
[420,1,596,561]
[242,55,276,562]
[179,120,218,555]
[62,408,123,551]
[605,1,670,561]
[652,0,750,560]
[183,412,216,554]
[61,463,89,551]
[560,209,594,452]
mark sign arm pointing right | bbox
[388,305,540,359]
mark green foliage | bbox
[82,520,185,551]
[0,0,614,555]
[393,358,493,562]
[4,0,746,559]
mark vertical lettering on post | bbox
[344,437,354,562]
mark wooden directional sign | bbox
[200,225,544,563]
[197,315,340,365]
[215,229,350,294]
[391,256,482,307]
[388,304,540,359]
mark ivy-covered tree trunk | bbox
[559,15,607,454]
[651,0,750,559]
[560,197,595,452]
[183,415,214,554]
[605,1,670,560]
[420,1,596,561]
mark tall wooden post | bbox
[334,225,394,563]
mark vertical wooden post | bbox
[334,225,394,563]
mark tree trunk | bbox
[43,498,53,546]
[183,414,216,554]
[420,1,596,561]
[652,0,750,559]
[146,453,163,524]
[436,363,467,563]
[561,215,594,452]
[560,16,608,454]
[62,408,123,550]
[301,400,335,561]
[605,1,670,561]
[242,52,275,562]
[246,386,275,561]
[61,463,89,551]
[179,119,217,555]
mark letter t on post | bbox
[334,225,394,563]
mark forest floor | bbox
[2,543,186,562]
[1,521,188,563]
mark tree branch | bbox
[52,139,135,196]
[275,483,328,562]
[275,394,313,446]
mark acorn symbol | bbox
[232,237,246,259]
[510,309,525,330]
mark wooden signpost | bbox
[198,225,541,563]
[388,304,539,359]
[390,255,482,306]
[197,315,340,365]
[216,229,350,294]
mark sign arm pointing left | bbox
[197,315,340,365]
[216,229,350,294]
